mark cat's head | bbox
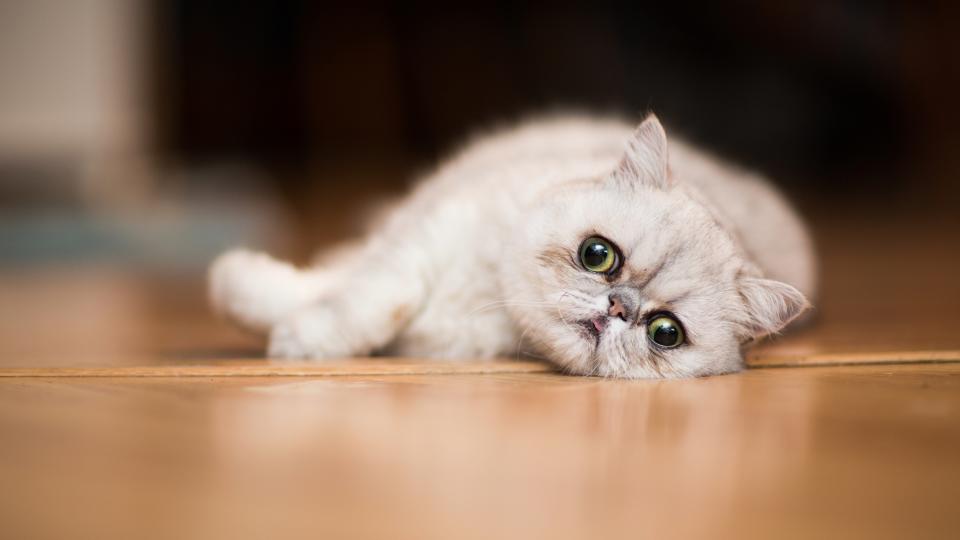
[503,115,809,378]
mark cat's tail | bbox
[208,249,328,334]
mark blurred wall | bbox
[0,0,152,208]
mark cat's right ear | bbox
[612,114,671,189]
[736,277,810,341]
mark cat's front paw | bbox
[267,308,357,360]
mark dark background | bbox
[1,1,957,267]
[154,2,959,217]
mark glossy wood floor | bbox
[1,215,959,539]
[2,365,958,540]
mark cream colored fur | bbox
[209,114,815,378]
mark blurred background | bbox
[0,0,958,363]
[2,0,959,266]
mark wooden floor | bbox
[1,364,958,540]
[1,215,959,539]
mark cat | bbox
[209,113,816,378]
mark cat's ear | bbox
[737,277,810,340]
[613,114,671,189]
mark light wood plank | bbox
[2,352,959,378]
[0,359,553,378]
[2,364,959,540]
[749,349,960,367]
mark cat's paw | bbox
[209,249,316,332]
[267,308,357,360]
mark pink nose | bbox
[608,295,628,321]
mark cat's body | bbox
[211,115,815,378]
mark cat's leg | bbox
[267,253,428,360]
[209,249,332,333]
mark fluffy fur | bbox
[209,114,816,378]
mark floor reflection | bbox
[204,372,816,538]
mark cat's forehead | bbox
[558,186,727,253]
[537,183,740,289]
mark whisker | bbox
[519,334,561,364]
[554,303,579,334]
[515,327,531,361]
[615,336,630,376]
[584,354,598,377]
[568,291,596,303]
[467,299,557,317]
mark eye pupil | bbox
[583,243,608,268]
[652,325,678,346]
[647,316,684,348]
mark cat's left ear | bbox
[613,114,671,189]
[737,277,810,341]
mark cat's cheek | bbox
[559,336,598,375]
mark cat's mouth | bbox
[577,317,608,346]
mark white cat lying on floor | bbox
[210,114,815,378]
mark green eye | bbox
[578,236,618,274]
[647,314,685,348]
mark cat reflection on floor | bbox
[210,114,815,378]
